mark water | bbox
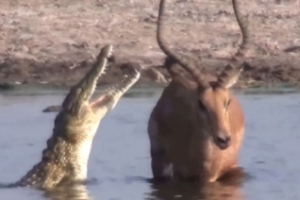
[0,88,299,200]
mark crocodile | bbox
[3,44,140,190]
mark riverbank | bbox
[1,54,300,91]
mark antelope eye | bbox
[224,99,231,109]
[198,101,206,111]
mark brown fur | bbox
[148,0,249,182]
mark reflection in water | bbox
[148,181,243,200]
[43,184,92,200]
[147,167,249,200]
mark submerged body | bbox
[148,0,248,182]
[5,44,140,190]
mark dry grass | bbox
[1,0,299,61]
[0,0,300,87]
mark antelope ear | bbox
[217,63,244,89]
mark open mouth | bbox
[44,45,140,114]
[90,65,140,107]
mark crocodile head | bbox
[61,45,140,123]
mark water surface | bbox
[0,89,299,200]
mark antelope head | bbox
[156,0,247,150]
[196,65,243,149]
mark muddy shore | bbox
[0,0,300,90]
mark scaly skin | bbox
[4,44,140,190]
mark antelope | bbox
[147,0,250,183]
